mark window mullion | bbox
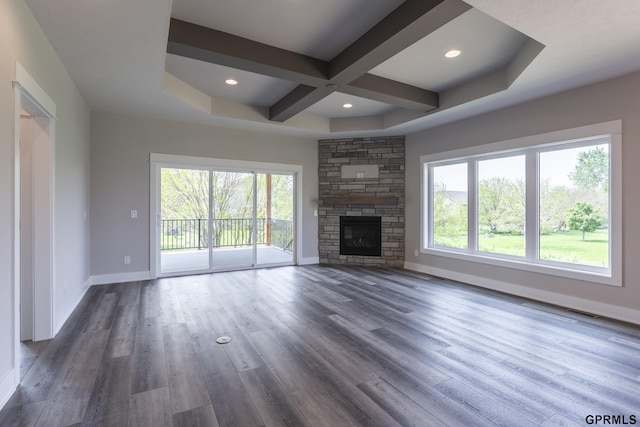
[423,164,431,249]
[428,164,437,248]
[525,151,538,262]
[467,160,478,252]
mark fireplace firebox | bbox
[340,216,382,256]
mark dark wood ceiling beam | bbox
[344,74,439,111]
[167,18,329,87]
[269,84,336,122]
[167,0,472,122]
[329,0,472,83]
[268,0,470,122]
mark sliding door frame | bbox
[150,153,302,278]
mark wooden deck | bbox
[1,265,639,426]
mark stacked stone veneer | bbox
[318,136,405,267]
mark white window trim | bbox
[420,120,622,287]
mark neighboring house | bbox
[442,190,468,206]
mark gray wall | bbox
[90,112,319,276]
[0,0,91,401]
[405,70,640,318]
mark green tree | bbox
[433,182,467,247]
[257,174,293,221]
[161,169,253,247]
[569,147,608,191]
[161,169,295,248]
[478,177,525,234]
[539,181,576,233]
[566,202,602,241]
[161,168,210,220]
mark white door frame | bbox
[149,153,303,278]
[12,62,56,389]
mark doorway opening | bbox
[15,81,55,342]
[11,63,57,394]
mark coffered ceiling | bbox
[24,0,640,137]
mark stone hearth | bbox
[318,136,404,267]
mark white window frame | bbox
[420,120,622,287]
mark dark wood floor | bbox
[1,265,639,426]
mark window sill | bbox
[420,247,620,287]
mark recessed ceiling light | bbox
[225,79,238,85]
[445,49,461,58]
[343,103,353,109]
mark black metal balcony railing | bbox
[161,218,293,252]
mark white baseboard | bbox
[0,369,17,412]
[404,261,640,325]
[91,263,323,285]
[55,278,90,335]
[90,270,152,286]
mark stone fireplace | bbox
[318,136,404,267]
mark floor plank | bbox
[83,355,133,424]
[36,330,110,426]
[191,329,264,427]
[247,330,363,426]
[358,377,449,427]
[130,317,168,395]
[129,387,173,427]
[172,404,220,427]
[238,365,310,427]
[163,323,211,415]
[0,401,45,427]
[82,292,119,333]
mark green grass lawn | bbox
[436,229,608,267]
[539,229,608,267]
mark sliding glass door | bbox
[257,173,294,266]
[210,170,254,269]
[160,167,211,273]
[158,165,295,275]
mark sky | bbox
[432,144,608,191]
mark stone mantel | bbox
[321,195,398,206]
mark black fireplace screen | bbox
[340,216,382,256]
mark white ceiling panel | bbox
[170,0,403,60]
[369,8,528,91]
[305,92,397,118]
[165,54,298,107]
